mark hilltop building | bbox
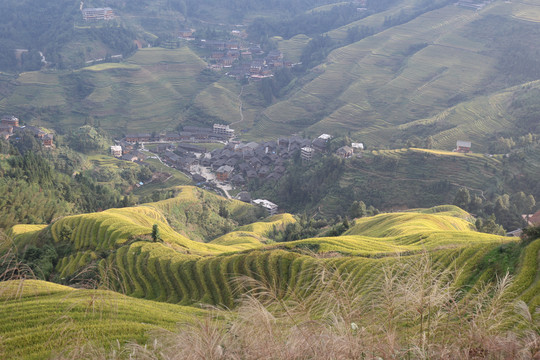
[336,146,354,158]
[318,134,332,141]
[82,8,115,21]
[253,199,278,216]
[42,133,54,147]
[1,115,19,128]
[352,143,364,151]
[179,29,194,38]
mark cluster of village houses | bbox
[114,127,362,185]
[178,28,294,79]
[0,116,54,147]
[111,124,363,215]
[205,41,293,80]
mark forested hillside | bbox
[0,0,138,71]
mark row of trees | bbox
[453,187,536,232]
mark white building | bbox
[301,146,315,162]
[318,134,332,141]
[352,143,364,150]
[213,124,235,138]
[110,145,122,157]
[82,8,115,21]
[253,199,278,216]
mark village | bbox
[79,6,294,81]
[111,123,364,214]
[176,27,295,80]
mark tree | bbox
[525,195,536,214]
[453,188,470,211]
[522,225,540,244]
[151,224,161,242]
[219,203,229,219]
[349,201,367,219]
[342,217,350,230]
[477,214,505,235]
[59,225,73,242]
[511,191,528,214]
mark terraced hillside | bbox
[0,48,209,135]
[1,0,538,150]
[0,280,207,360]
[262,144,540,217]
[6,190,540,358]
[251,0,540,149]
[5,189,519,307]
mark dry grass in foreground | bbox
[53,254,540,360]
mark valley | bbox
[1,0,540,358]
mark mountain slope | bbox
[251,1,540,150]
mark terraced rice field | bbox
[7,188,517,307]
[7,188,540,359]
[512,0,540,22]
[325,148,506,213]
[274,34,311,62]
[0,47,210,135]
[0,280,207,360]
[193,79,242,125]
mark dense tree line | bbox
[258,68,295,104]
[253,152,348,214]
[65,125,110,154]
[453,187,535,233]
[0,138,136,230]
[0,0,77,70]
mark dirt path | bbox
[231,86,244,126]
